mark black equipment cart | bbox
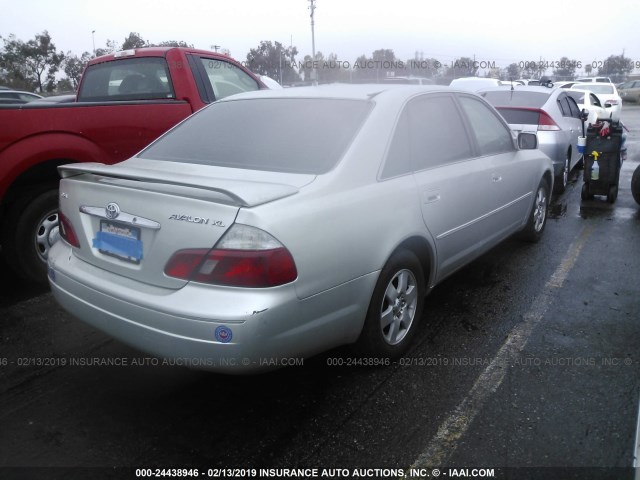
[581,120,624,203]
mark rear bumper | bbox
[48,241,378,373]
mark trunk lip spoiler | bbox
[58,163,300,207]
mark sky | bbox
[1,0,639,76]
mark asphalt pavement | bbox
[1,106,639,480]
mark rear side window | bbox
[408,95,473,169]
[458,96,514,156]
[139,98,372,174]
[381,110,411,178]
[566,96,581,117]
[557,96,571,117]
[198,58,260,101]
[78,57,174,101]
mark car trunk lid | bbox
[57,160,312,289]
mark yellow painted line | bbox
[407,224,594,472]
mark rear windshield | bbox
[78,57,174,101]
[481,91,550,107]
[495,108,540,125]
[138,98,372,174]
[573,84,614,94]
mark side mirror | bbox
[518,132,538,150]
[604,102,613,109]
[580,108,590,121]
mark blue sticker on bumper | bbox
[215,326,233,343]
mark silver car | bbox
[48,85,553,373]
[480,86,583,193]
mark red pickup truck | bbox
[0,47,265,283]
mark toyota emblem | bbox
[105,202,120,220]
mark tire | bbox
[1,188,60,284]
[553,152,570,194]
[520,179,549,243]
[581,183,589,201]
[356,249,425,358]
[632,165,640,205]
[607,185,618,204]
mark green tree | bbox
[447,56,478,79]
[352,49,398,82]
[506,63,521,80]
[55,78,74,93]
[0,31,64,92]
[153,40,194,48]
[121,32,148,50]
[597,54,633,82]
[63,51,92,89]
[553,57,578,80]
[405,52,440,79]
[94,39,118,58]
[246,40,299,84]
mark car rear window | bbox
[481,91,550,107]
[574,84,614,94]
[78,57,175,101]
[139,98,372,174]
[495,108,540,125]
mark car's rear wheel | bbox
[356,250,425,358]
[1,188,59,284]
[520,178,549,243]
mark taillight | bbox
[59,212,80,248]
[164,225,297,287]
[537,110,560,131]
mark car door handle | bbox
[492,174,502,183]
[423,191,441,204]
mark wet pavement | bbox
[1,107,639,480]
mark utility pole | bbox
[92,30,96,57]
[211,45,220,52]
[308,0,317,85]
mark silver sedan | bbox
[480,86,583,193]
[48,85,553,372]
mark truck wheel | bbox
[356,249,425,358]
[632,165,640,205]
[2,188,59,284]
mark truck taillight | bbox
[59,212,80,248]
[164,225,297,288]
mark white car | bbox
[449,77,502,91]
[570,83,621,122]
[565,89,611,126]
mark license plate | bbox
[93,221,143,264]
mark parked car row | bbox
[479,86,584,193]
[448,77,623,193]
